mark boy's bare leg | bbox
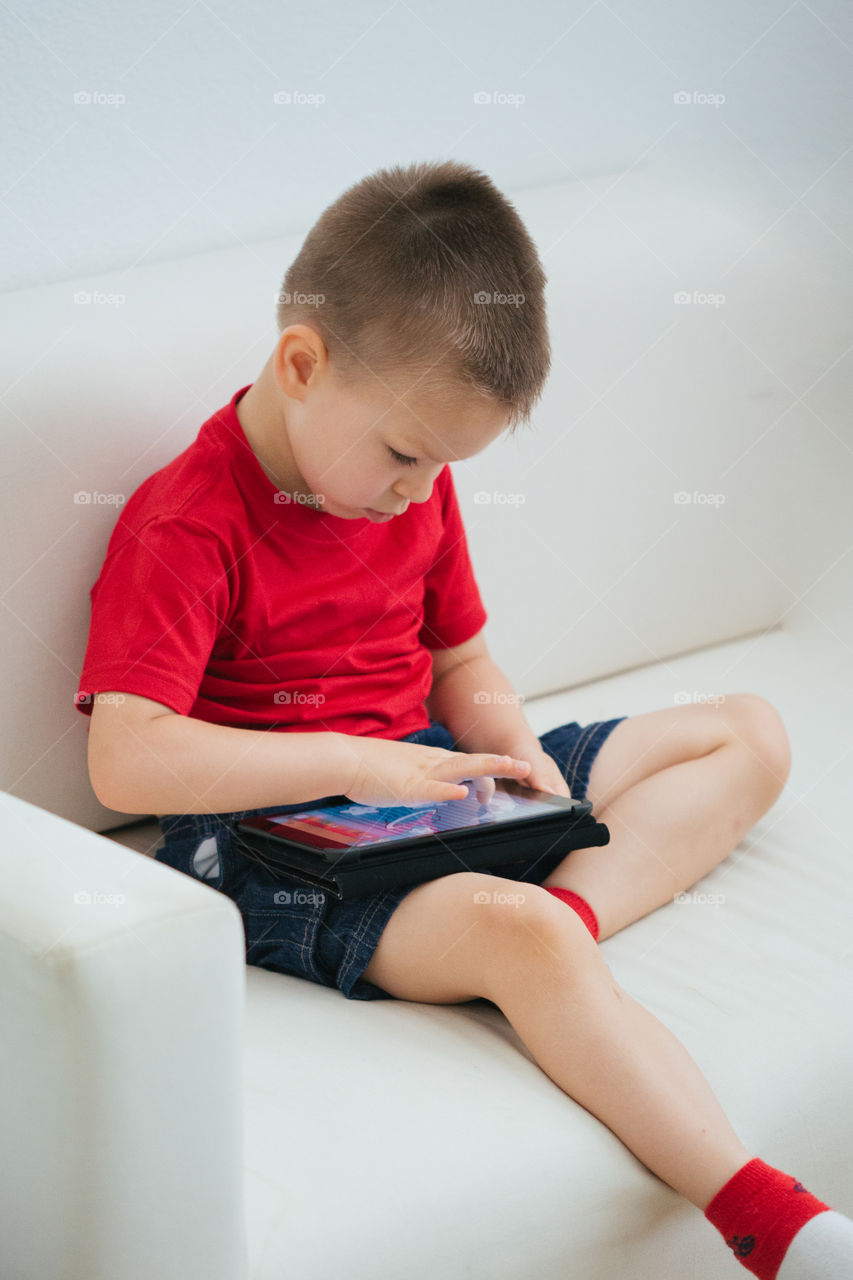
[361,872,752,1213]
[542,695,791,941]
[542,739,785,941]
[489,913,752,1211]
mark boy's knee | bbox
[463,873,594,954]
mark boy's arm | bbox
[425,630,542,759]
[425,631,574,798]
[88,693,357,815]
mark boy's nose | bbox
[393,476,437,506]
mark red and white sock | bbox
[704,1157,853,1279]
[543,886,599,940]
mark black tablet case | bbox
[233,798,611,900]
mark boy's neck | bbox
[235,364,307,498]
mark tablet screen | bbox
[263,781,567,849]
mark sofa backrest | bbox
[1,169,843,830]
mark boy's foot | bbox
[704,1157,853,1279]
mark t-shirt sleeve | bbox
[74,515,233,718]
[418,466,488,651]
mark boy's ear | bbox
[274,325,328,397]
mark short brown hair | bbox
[276,160,551,430]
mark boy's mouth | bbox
[364,507,397,522]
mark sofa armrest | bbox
[0,792,248,1280]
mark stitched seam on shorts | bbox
[565,722,597,787]
[244,909,315,958]
[240,903,328,985]
[339,892,399,992]
[576,718,626,796]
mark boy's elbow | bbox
[88,755,124,813]
[88,740,142,814]
[87,693,171,814]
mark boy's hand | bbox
[343,737,532,808]
[498,740,574,800]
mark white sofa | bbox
[1,169,851,1280]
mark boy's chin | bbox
[314,495,366,520]
[309,492,395,521]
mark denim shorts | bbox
[154,715,627,1002]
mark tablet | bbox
[234,779,609,900]
[237,777,588,858]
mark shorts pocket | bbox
[241,906,330,987]
[190,832,222,881]
[156,822,234,894]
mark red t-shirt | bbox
[75,384,487,740]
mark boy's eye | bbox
[388,446,418,467]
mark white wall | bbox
[2,0,852,290]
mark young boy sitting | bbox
[76,159,852,1279]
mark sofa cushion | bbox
[102,625,853,1277]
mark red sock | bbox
[543,886,599,940]
[704,1157,832,1279]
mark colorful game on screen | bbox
[267,785,561,849]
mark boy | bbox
[76,160,852,1278]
